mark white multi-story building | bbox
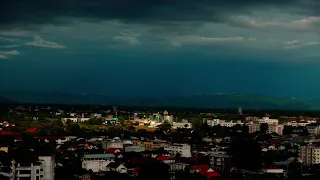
[248,124,284,136]
[219,120,243,127]
[299,144,320,165]
[284,121,310,126]
[14,156,55,180]
[207,119,220,127]
[61,118,90,123]
[257,117,278,125]
[306,125,320,136]
[161,144,191,158]
[38,156,55,180]
[82,154,115,172]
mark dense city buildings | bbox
[0,104,320,179]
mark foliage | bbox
[160,120,172,131]
[175,170,206,180]
[229,136,262,170]
[84,118,103,125]
[137,160,170,180]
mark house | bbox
[191,164,221,179]
[0,147,8,153]
[169,163,189,171]
[209,153,232,173]
[106,162,127,173]
[82,154,115,172]
[161,143,192,158]
[125,146,145,152]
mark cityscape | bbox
[0,103,319,180]
[2,0,320,180]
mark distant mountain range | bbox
[0,97,16,103]
[1,90,320,110]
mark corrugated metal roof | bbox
[83,154,115,159]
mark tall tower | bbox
[113,106,118,118]
[238,107,242,115]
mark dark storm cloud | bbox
[0,0,318,29]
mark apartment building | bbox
[61,118,90,123]
[161,144,192,158]
[209,153,231,172]
[218,120,243,127]
[299,144,320,165]
[206,119,220,127]
[306,125,320,136]
[13,156,55,180]
[248,124,284,135]
[257,117,279,125]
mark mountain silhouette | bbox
[1,90,320,110]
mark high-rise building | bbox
[299,144,320,165]
[237,107,242,115]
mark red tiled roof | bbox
[207,169,221,178]
[0,131,20,135]
[155,156,173,161]
[132,167,140,173]
[191,165,221,178]
[14,136,24,140]
[26,127,37,133]
[192,164,209,175]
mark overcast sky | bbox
[1,0,320,98]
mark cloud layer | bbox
[1,0,320,30]
[0,50,20,59]
[25,35,65,49]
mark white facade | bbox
[15,156,54,180]
[82,160,114,172]
[172,122,192,129]
[38,156,55,180]
[106,141,124,149]
[207,119,220,127]
[248,124,284,135]
[219,121,243,127]
[116,164,127,173]
[162,144,192,158]
[61,118,90,123]
[299,144,320,165]
[16,163,41,180]
[257,117,278,125]
[306,125,320,136]
[82,154,115,172]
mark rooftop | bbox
[83,154,115,159]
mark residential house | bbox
[82,154,115,172]
[161,144,192,158]
[169,163,190,171]
[106,162,127,173]
[209,153,232,173]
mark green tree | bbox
[137,160,170,180]
[86,118,103,125]
[160,120,172,131]
[192,118,203,130]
